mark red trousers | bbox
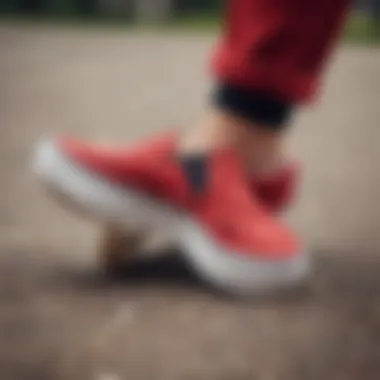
[212,0,352,104]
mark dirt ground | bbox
[1,22,380,380]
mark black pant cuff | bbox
[213,82,294,129]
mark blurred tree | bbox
[47,0,76,15]
[174,0,222,14]
[363,0,380,40]
[133,0,174,22]
[0,0,16,12]
[76,0,97,15]
[17,0,46,13]
[98,0,132,18]
[368,0,380,20]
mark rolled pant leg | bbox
[212,0,352,126]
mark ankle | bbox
[179,110,239,154]
[180,109,287,175]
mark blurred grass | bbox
[1,10,380,44]
[169,11,380,43]
[344,12,380,43]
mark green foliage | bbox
[344,12,380,43]
[0,0,14,12]
[47,0,77,15]
[174,0,222,15]
[1,0,379,44]
[0,0,95,16]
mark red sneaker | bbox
[34,135,309,294]
[49,132,299,212]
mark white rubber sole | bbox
[33,139,311,296]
